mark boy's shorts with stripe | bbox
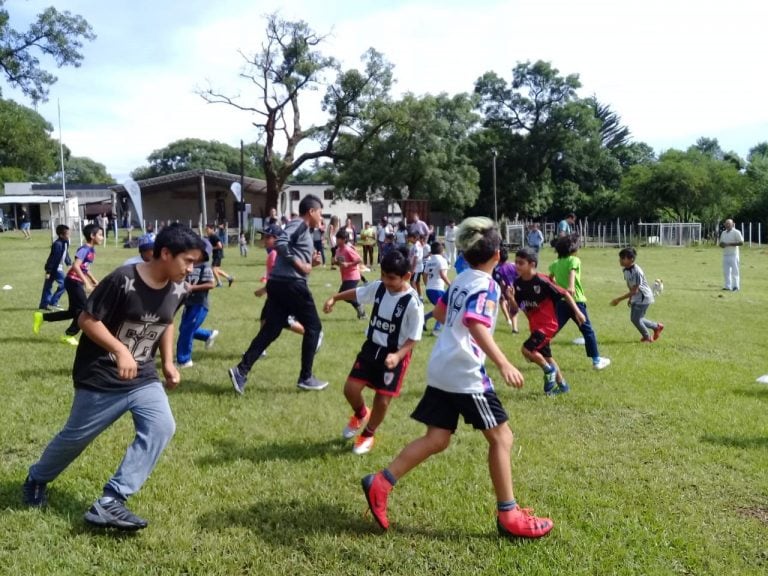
[347,343,412,397]
[523,329,553,358]
[411,385,509,432]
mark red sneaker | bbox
[640,336,653,343]
[497,506,554,539]
[343,407,369,440]
[652,323,664,341]
[361,473,392,530]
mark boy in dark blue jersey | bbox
[22,223,206,531]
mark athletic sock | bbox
[382,468,397,486]
[543,364,556,374]
[361,425,376,438]
[354,404,368,419]
[497,499,517,512]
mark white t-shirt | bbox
[427,268,500,394]
[355,281,423,348]
[720,228,743,256]
[409,241,424,273]
[424,254,449,291]
[377,223,393,243]
[444,225,456,243]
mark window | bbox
[290,189,300,201]
[323,189,334,200]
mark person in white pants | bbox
[719,219,744,291]
[443,220,456,264]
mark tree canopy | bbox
[131,138,265,180]
[200,13,394,211]
[0,97,58,182]
[0,0,95,103]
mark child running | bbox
[610,247,664,342]
[511,248,585,396]
[361,217,553,539]
[422,241,450,334]
[33,223,104,346]
[323,248,423,455]
[176,239,219,368]
[333,229,367,320]
[549,236,610,369]
[38,224,71,311]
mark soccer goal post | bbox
[638,222,701,246]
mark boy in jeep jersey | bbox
[324,247,423,455]
[22,223,206,531]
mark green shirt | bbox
[548,255,586,303]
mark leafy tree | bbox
[200,14,394,211]
[0,1,95,103]
[620,148,745,222]
[586,97,631,150]
[131,138,265,180]
[0,97,58,181]
[49,155,114,184]
[333,92,480,214]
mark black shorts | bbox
[411,386,508,432]
[523,330,552,358]
[212,256,223,267]
[347,342,412,397]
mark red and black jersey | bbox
[512,273,567,337]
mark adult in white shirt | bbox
[719,219,744,291]
[443,220,456,264]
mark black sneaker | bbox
[297,375,329,391]
[229,366,247,395]
[84,497,148,531]
[22,475,47,507]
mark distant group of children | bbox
[24,205,669,542]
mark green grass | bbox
[1,230,767,575]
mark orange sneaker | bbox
[352,435,375,455]
[652,323,664,341]
[342,407,369,440]
[361,473,392,530]
[497,506,554,539]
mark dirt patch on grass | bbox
[737,506,768,524]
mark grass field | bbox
[0,230,766,575]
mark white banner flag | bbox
[123,178,143,230]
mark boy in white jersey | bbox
[361,217,553,540]
[324,247,423,454]
[423,241,450,334]
[407,231,424,300]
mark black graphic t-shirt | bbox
[73,264,188,392]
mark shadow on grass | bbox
[16,367,71,379]
[700,434,768,449]
[197,438,348,467]
[196,497,495,542]
[176,378,308,397]
[0,335,65,345]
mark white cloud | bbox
[4,0,768,180]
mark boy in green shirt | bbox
[548,236,610,370]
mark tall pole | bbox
[492,149,498,223]
[57,99,67,227]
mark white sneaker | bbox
[593,357,611,370]
[205,329,219,350]
[179,360,194,368]
[352,435,375,455]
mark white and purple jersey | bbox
[427,268,500,394]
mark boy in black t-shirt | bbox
[22,224,206,531]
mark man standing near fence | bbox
[719,219,743,291]
[557,213,576,237]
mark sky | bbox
[3,0,768,182]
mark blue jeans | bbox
[556,300,600,359]
[630,303,658,339]
[39,269,66,309]
[28,382,175,500]
[176,304,213,363]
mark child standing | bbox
[334,230,367,320]
[33,223,103,346]
[610,247,664,342]
[205,223,234,287]
[38,224,71,311]
[511,248,586,396]
[549,236,610,369]
[361,217,553,539]
[176,239,219,368]
[423,241,450,333]
[408,231,424,300]
[324,248,422,455]
[239,232,248,257]
[23,224,206,530]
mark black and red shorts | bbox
[523,329,553,358]
[347,342,412,397]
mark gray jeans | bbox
[630,303,658,339]
[29,382,175,500]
